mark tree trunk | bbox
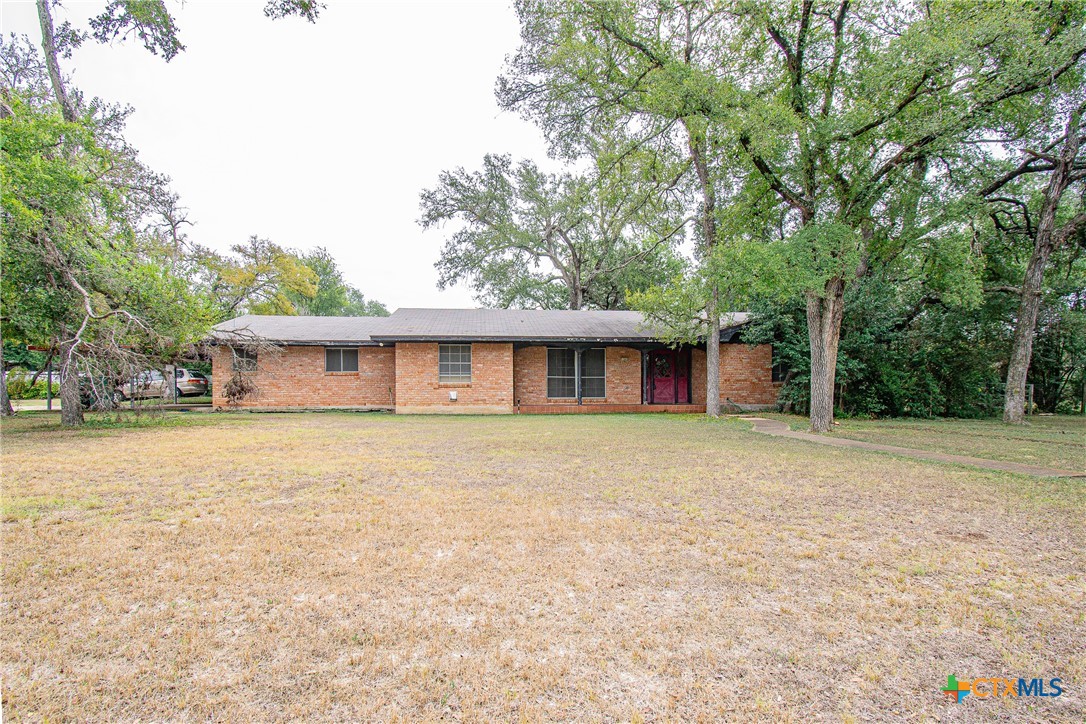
[0,342,13,418]
[36,0,77,122]
[705,283,721,417]
[58,336,84,426]
[569,285,583,310]
[806,278,845,433]
[0,367,13,417]
[1003,261,1046,423]
[1003,107,1083,423]
[38,0,82,429]
[683,121,720,418]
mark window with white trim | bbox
[438,344,472,383]
[326,348,359,372]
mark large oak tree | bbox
[420,150,687,311]
[500,0,1085,429]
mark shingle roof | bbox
[210,308,751,345]
[209,315,392,345]
[372,308,750,342]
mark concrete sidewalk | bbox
[11,399,212,413]
[11,400,61,411]
[741,417,1085,478]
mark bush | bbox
[5,368,60,400]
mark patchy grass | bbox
[763,414,1084,472]
[116,393,213,407]
[2,413,1083,720]
[0,409,228,436]
[181,394,213,404]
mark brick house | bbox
[209,308,781,413]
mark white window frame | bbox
[438,344,472,383]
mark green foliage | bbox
[705,240,787,301]
[2,341,47,371]
[1029,283,1086,414]
[420,150,687,310]
[89,1,185,60]
[73,0,324,62]
[285,247,388,317]
[194,240,386,320]
[343,289,390,318]
[262,0,324,22]
[629,271,704,347]
[193,236,316,319]
[1,36,212,392]
[744,248,1085,420]
[500,0,1085,425]
[4,3,330,425]
[912,229,985,309]
[781,223,862,297]
[5,368,59,399]
[1,409,226,434]
[633,239,786,344]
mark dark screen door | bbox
[675,350,690,404]
[651,351,677,403]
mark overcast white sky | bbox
[1,0,553,310]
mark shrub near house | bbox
[5,369,59,400]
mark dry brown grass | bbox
[2,412,1083,721]
[767,413,1085,472]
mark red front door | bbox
[649,350,690,404]
[652,351,676,403]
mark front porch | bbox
[517,403,706,414]
[512,343,699,409]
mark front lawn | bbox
[765,414,1084,472]
[2,413,1082,720]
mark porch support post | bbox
[640,350,647,404]
[575,347,582,405]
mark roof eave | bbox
[207,337,385,347]
[369,335,662,344]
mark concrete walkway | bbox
[741,417,1085,478]
[11,399,213,413]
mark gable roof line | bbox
[209,308,752,345]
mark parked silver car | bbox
[116,368,209,400]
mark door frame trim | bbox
[646,348,692,404]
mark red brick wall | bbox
[692,343,780,407]
[211,345,395,408]
[208,340,778,412]
[394,342,514,413]
[692,350,706,405]
[513,346,642,405]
